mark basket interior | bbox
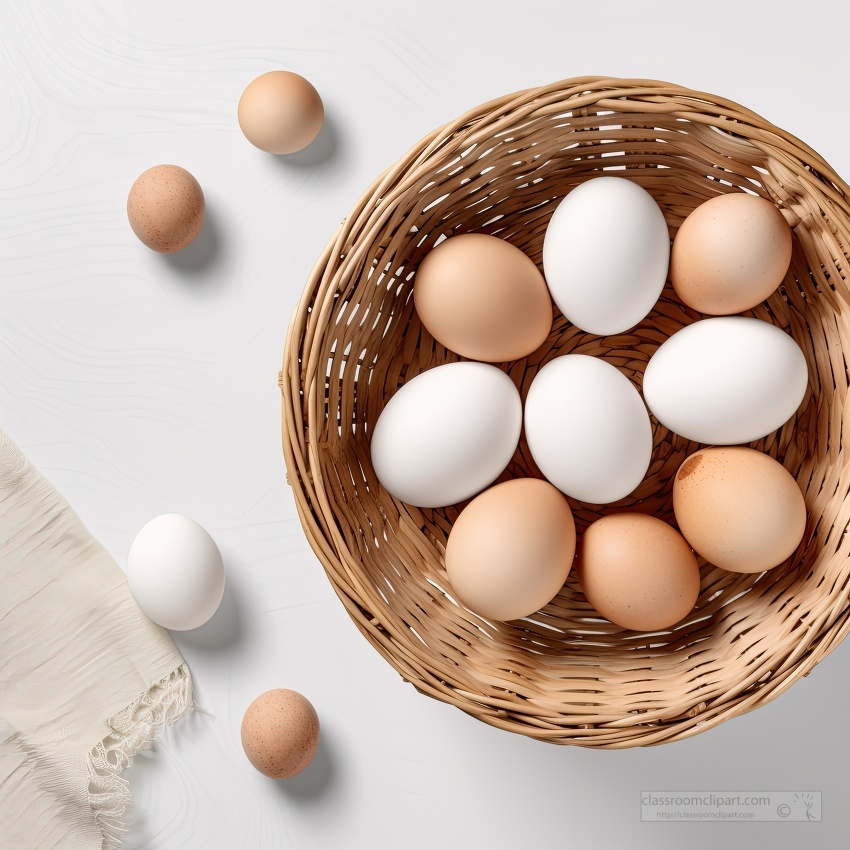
[291,84,850,743]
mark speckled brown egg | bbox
[241,689,320,779]
[238,71,324,155]
[673,446,807,574]
[577,513,700,632]
[670,192,793,315]
[127,164,205,253]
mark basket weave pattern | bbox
[281,77,850,746]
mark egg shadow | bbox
[274,727,338,801]
[175,569,243,651]
[163,204,223,274]
[272,112,338,169]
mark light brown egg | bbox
[241,689,320,779]
[238,71,324,155]
[414,234,553,362]
[127,165,204,253]
[577,513,700,631]
[445,478,575,621]
[673,446,806,574]
[670,192,792,315]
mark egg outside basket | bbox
[280,77,850,747]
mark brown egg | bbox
[414,234,553,362]
[238,71,324,155]
[445,478,575,621]
[241,689,320,779]
[577,513,700,631]
[670,192,792,315]
[673,446,806,574]
[127,165,204,253]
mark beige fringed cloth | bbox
[0,428,193,849]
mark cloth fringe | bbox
[86,664,194,850]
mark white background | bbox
[2,1,849,847]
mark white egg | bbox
[643,317,808,444]
[542,176,670,335]
[127,513,225,631]
[370,361,522,508]
[524,354,652,503]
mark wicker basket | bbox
[280,76,850,747]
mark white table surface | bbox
[2,1,849,848]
